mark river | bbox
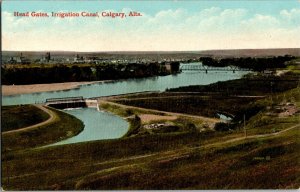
[2,63,249,145]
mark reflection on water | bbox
[2,63,248,106]
[49,108,129,146]
[217,113,233,121]
[3,63,249,145]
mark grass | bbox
[1,132,208,189]
[99,100,164,117]
[123,115,142,137]
[2,123,298,190]
[2,106,84,151]
[110,73,299,136]
[168,72,299,95]
[1,105,50,132]
[99,100,207,136]
[99,100,146,137]
[243,87,300,135]
[113,95,256,118]
[286,59,300,74]
[73,127,300,190]
[1,72,299,190]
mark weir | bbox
[45,96,98,110]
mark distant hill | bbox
[2,48,300,61]
[198,48,300,58]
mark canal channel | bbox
[2,63,249,145]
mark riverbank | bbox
[2,79,299,189]
[2,81,105,96]
[2,111,299,189]
[2,105,84,151]
[99,99,219,137]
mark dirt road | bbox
[99,100,220,128]
[2,105,57,135]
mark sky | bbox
[2,0,300,51]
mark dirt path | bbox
[202,124,300,149]
[100,100,220,128]
[139,114,177,124]
[2,105,57,135]
[7,123,299,182]
[109,95,210,101]
[87,124,300,172]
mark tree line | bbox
[2,63,172,85]
[199,55,295,71]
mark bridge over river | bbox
[180,64,251,73]
[3,63,249,145]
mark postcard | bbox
[1,0,300,190]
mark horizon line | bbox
[2,47,300,53]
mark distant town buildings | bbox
[10,52,31,64]
[4,51,200,66]
[46,52,51,62]
[7,57,17,64]
[3,52,181,74]
[74,54,84,63]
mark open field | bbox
[2,118,299,189]
[2,105,50,132]
[2,106,84,151]
[2,85,299,189]
[168,72,299,95]
[99,99,218,136]
[108,72,298,122]
[1,61,300,189]
[111,94,257,118]
[286,58,300,74]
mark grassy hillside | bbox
[2,119,298,189]
[2,86,299,190]
[2,105,50,132]
[1,67,299,189]
[2,106,84,151]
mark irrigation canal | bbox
[3,63,250,145]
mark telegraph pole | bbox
[244,114,247,138]
[270,81,273,105]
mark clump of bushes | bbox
[214,122,236,132]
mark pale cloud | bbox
[280,8,300,25]
[154,8,186,19]
[241,14,280,29]
[220,8,247,18]
[2,7,300,51]
[3,11,30,29]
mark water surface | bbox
[2,63,248,105]
[49,108,129,146]
[2,63,249,145]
